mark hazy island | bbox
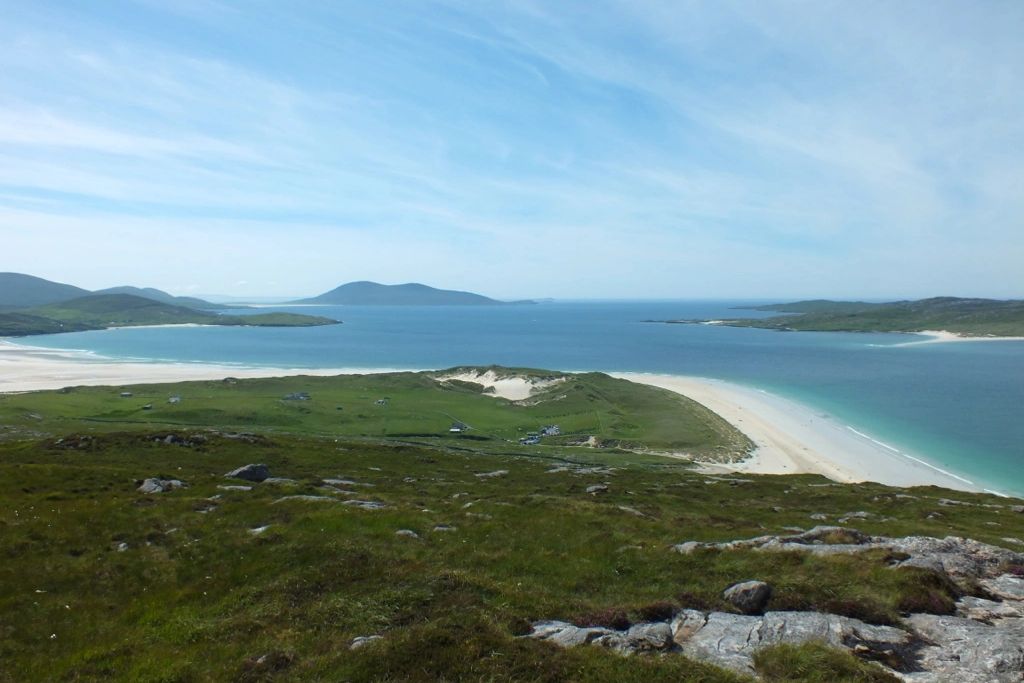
[0,274,339,337]
[660,297,1024,338]
[293,280,536,306]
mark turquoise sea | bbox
[13,301,1024,497]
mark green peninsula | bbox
[670,297,1024,337]
[0,294,339,337]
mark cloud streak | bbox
[0,0,1021,298]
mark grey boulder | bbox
[722,580,772,614]
[225,464,270,482]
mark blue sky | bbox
[1,1,1022,299]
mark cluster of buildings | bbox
[519,424,560,445]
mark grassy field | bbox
[0,370,1021,681]
[0,369,750,461]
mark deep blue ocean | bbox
[15,301,1024,497]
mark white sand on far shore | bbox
[0,341,402,393]
[611,372,990,494]
[900,330,1024,345]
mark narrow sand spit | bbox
[611,372,986,494]
[0,341,401,393]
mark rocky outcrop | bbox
[529,528,1024,681]
[672,526,1023,589]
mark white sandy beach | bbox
[0,341,404,393]
[0,340,991,494]
[612,372,988,494]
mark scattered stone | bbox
[272,495,337,504]
[1003,537,1024,547]
[395,529,419,539]
[136,478,187,494]
[433,524,456,532]
[1012,505,1024,514]
[938,498,970,507]
[617,505,647,518]
[217,485,252,492]
[722,580,772,614]
[671,541,702,555]
[349,635,383,650]
[586,484,608,495]
[475,470,508,479]
[341,500,387,511]
[837,510,871,523]
[809,513,828,521]
[249,525,272,535]
[116,542,129,552]
[262,478,297,485]
[225,464,270,483]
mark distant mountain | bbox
[93,286,232,310]
[0,294,340,337]
[0,273,90,309]
[295,281,535,306]
[0,273,236,311]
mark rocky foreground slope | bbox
[526,526,1024,681]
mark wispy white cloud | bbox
[0,0,1021,297]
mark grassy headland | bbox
[665,297,1024,337]
[0,369,1020,681]
[0,294,338,337]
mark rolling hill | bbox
[0,272,90,309]
[92,286,232,310]
[0,294,340,336]
[295,281,534,306]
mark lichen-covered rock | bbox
[978,574,1024,601]
[903,613,1024,682]
[225,463,270,482]
[672,527,1024,590]
[722,580,772,614]
[956,595,1024,622]
[669,610,914,674]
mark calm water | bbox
[15,301,1024,496]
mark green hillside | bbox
[0,369,1019,681]
[704,297,1024,336]
[0,294,339,336]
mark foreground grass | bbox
[0,371,1021,681]
[1,427,1021,681]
